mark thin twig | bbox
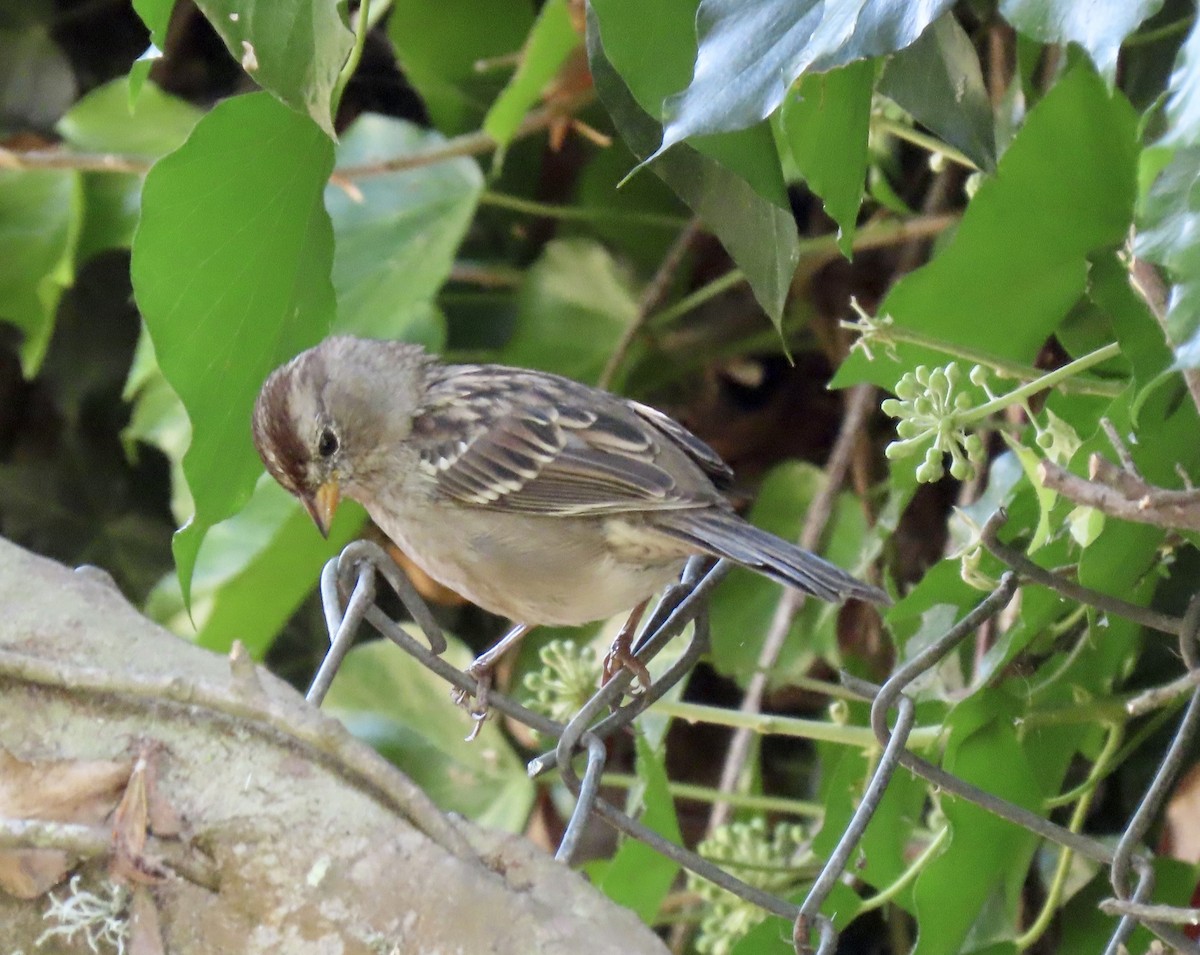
[337,94,593,178]
[0,93,594,181]
[600,217,703,388]
[708,383,878,833]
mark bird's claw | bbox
[453,662,493,741]
[602,643,651,692]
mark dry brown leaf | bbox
[0,748,130,898]
[128,885,167,955]
[110,743,173,886]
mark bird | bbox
[252,336,888,724]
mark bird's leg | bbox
[602,599,652,690]
[453,622,533,738]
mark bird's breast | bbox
[361,494,688,626]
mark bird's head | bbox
[251,335,428,535]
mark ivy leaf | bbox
[651,0,955,159]
[386,0,533,135]
[1135,146,1200,368]
[778,59,875,256]
[836,65,1138,389]
[586,9,798,326]
[0,169,81,375]
[998,0,1164,84]
[879,14,995,171]
[324,637,536,831]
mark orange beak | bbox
[303,480,341,538]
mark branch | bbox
[1038,456,1200,533]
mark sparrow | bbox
[252,336,888,717]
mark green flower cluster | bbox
[882,362,987,482]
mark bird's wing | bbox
[412,365,725,517]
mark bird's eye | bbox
[317,427,339,458]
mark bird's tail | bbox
[654,509,889,606]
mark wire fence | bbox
[309,507,1200,955]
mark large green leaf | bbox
[836,65,1139,389]
[324,637,536,832]
[190,0,353,136]
[146,478,364,654]
[878,14,996,171]
[778,59,875,256]
[999,0,1164,83]
[56,77,200,155]
[328,114,483,348]
[387,0,533,134]
[131,92,337,602]
[650,0,955,159]
[586,10,799,326]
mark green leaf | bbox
[324,637,536,831]
[586,11,799,326]
[779,59,874,256]
[56,76,201,156]
[1134,146,1200,367]
[0,169,81,375]
[814,734,927,912]
[387,0,533,134]
[482,0,578,151]
[589,0,790,210]
[999,0,1164,83]
[501,238,636,383]
[131,0,174,47]
[328,114,484,348]
[1087,250,1171,384]
[651,0,955,158]
[597,730,682,923]
[879,14,996,171]
[147,479,364,655]
[836,65,1139,389]
[911,691,1042,955]
[1000,435,1055,552]
[190,0,353,136]
[130,92,337,603]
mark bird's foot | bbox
[604,599,652,691]
[601,641,651,692]
[452,662,493,741]
[602,599,653,692]
[451,622,533,741]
